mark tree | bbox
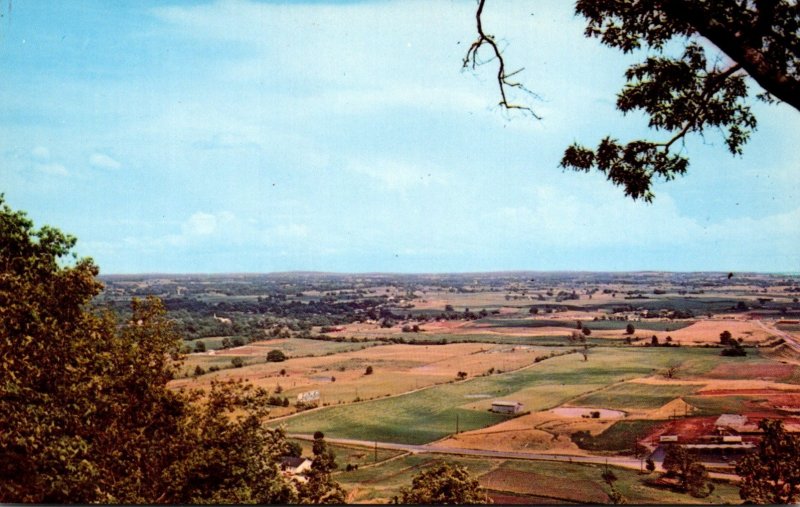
[457,371,468,380]
[194,340,206,352]
[633,443,650,472]
[297,434,347,504]
[720,330,733,345]
[581,326,592,336]
[651,335,660,346]
[0,198,340,504]
[267,349,287,362]
[625,323,635,335]
[662,445,712,497]
[736,419,800,504]
[465,1,799,201]
[397,462,491,504]
[231,357,244,368]
[646,457,656,473]
[365,365,374,375]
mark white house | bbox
[280,456,312,476]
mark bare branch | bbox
[463,0,541,119]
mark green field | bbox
[570,382,701,410]
[570,420,666,452]
[278,347,734,444]
[334,452,741,504]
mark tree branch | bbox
[463,0,541,118]
[657,63,745,151]
[659,0,800,110]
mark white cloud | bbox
[89,152,122,170]
[35,162,68,176]
[181,211,235,237]
[347,159,449,191]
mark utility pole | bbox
[374,441,378,463]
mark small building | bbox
[659,435,679,443]
[715,414,749,433]
[280,456,312,476]
[491,400,523,414]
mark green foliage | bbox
[625,323,635,335]
[558,1,800,200]
[0,199,344,504]
[736,419,800,504]
[662,445,712,497]
[297,436,347,504]
[397,462,490,504]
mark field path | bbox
[757,319,800,356]
[289,434,739,481]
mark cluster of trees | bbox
[0,199,344,504]
[719,330,747,356]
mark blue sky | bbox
[1,0,798,273]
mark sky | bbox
[1,0,798,274]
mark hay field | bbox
[173,341,554,417]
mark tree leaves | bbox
[0,198,344,503]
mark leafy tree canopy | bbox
[736,419,800,504]
[0,197,341,503]
[466,0,799,201]
[397,462,490,504]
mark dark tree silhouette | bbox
[465,0,799,201]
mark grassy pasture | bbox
[336,454,497,503]
[683,395,754,416]
[279,347,733,444]
[335,452,740,504]
[570,382,701,410]
[570,420,666,452]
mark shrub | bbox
[266,349,287,362]
[231,357,244,368]
[365,366,373,375]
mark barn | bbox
[491,400,523,414]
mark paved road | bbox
[288,434,740,481]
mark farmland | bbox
[98,271,800,503]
